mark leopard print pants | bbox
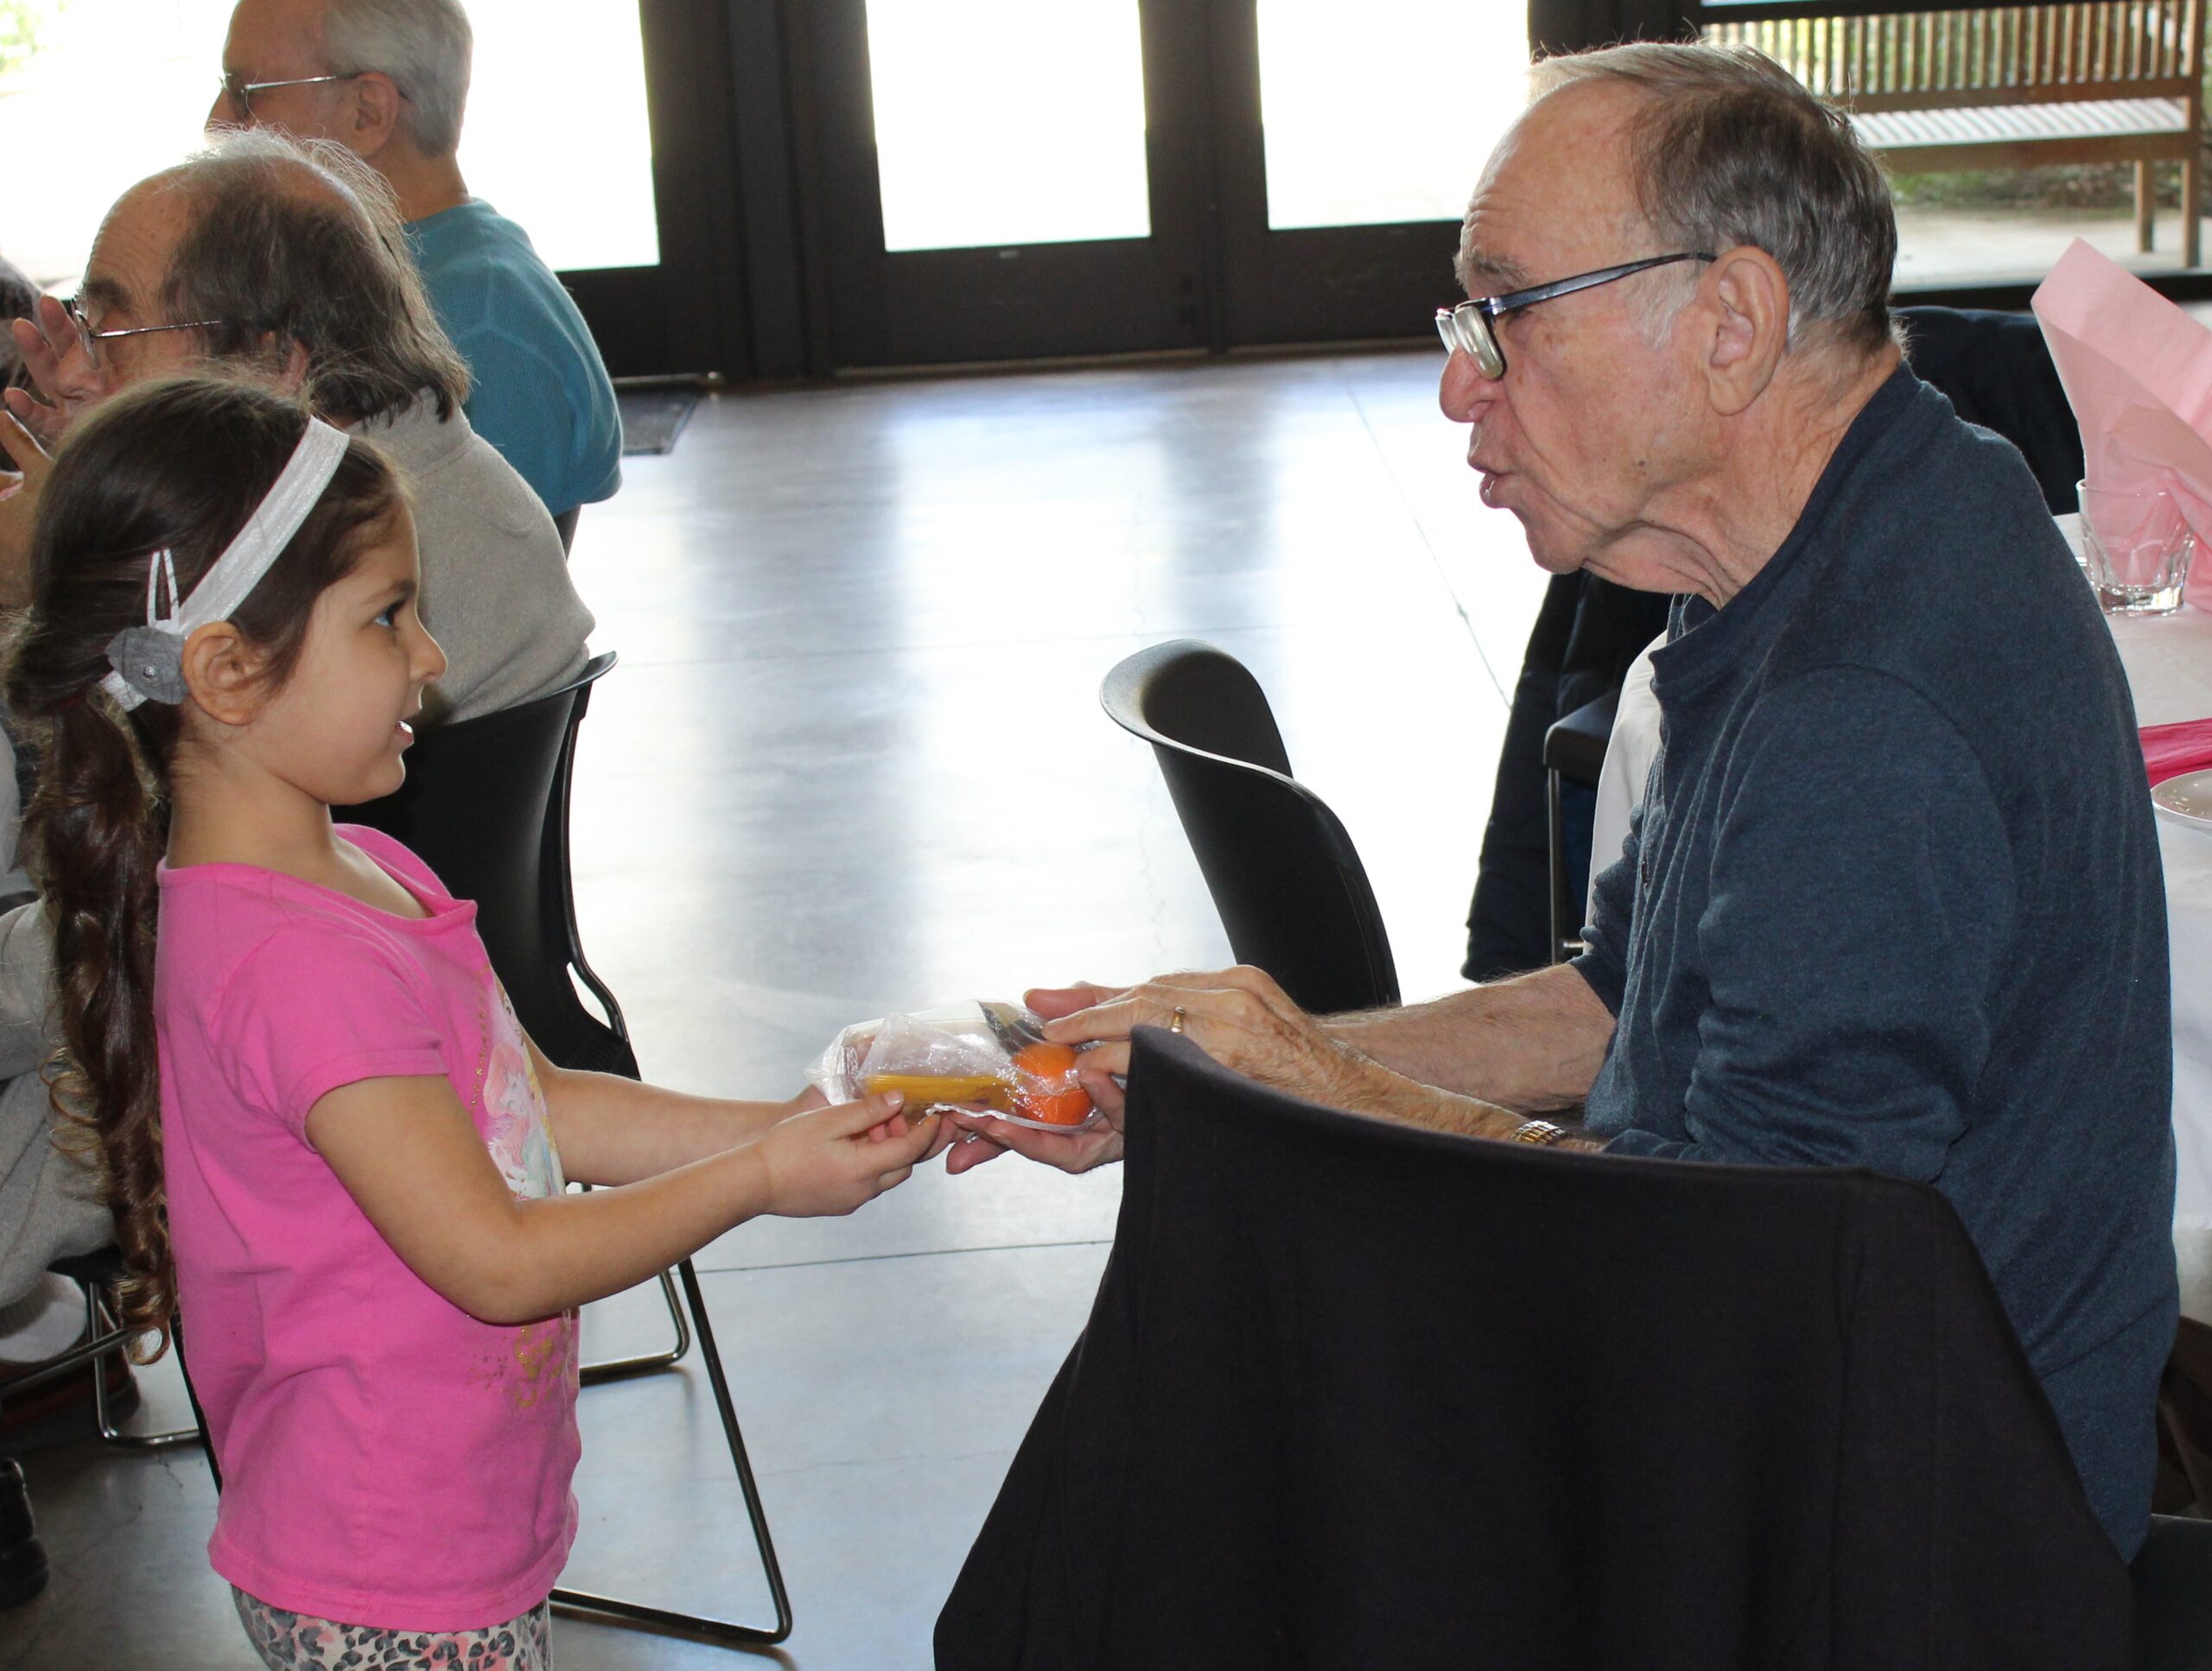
[232,1588,553,1669]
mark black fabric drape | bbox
[938,1030,2131,1671]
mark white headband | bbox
[100,416,352,712]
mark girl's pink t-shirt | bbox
[156,825,580,1632]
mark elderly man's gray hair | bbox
[156,128,470,425]
[320,0,473,159]
[1529,42,1896,355]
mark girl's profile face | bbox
[244,505,446,807]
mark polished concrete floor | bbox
[0,348,1547,1670]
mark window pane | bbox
[1257,0,1529,232]
[866,0,1151,252]
[0,0,232,288]
[0,0,656,289]
[461,1,658,271]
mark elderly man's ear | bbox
[1697,246,1792,417]
[335,72,405,160]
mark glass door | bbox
[0,0,729,378]
[1213,0,1532,345]
[806,0,1215,367]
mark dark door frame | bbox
[561,0,753,382]
[785,0,1220,371]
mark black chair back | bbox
[1898,306,2084,514]
[336,651,636,1077]
[1099,640,1397,1013]
[943,1031,2134,1671]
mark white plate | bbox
[2154,768,2212,830]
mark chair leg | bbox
[570,1185,690,1382]
[2185,154,2203,270]
[76,1280,198,1451]
[2139,159,2157,253]
[579,1268,692,1385]
[550,1258,792,1648]
[1547,767,1573,966]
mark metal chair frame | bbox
[0,1255,198,1451]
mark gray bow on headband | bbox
[99,417,351,712]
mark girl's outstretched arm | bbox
[524,1043,825,1185]
[306,1075,937,1325]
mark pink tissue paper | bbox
[2033,238,2212,608]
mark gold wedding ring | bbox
[1168,1006,1188,1034]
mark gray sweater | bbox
[0,902,106,1305]
[355,397,594,725]
[1575,368,2177,1558]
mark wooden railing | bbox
[1700,0,2206,264]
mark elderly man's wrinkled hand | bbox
[942,1107,1126,1175]
[7,295,103,448]
[1033,968,1378,1112]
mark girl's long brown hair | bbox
[5,375,402,1359]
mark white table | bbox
[1588,541,2212,1313]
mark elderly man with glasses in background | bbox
[950,41,2179,1564]
[0,128,591,719]
[209,0,622,543]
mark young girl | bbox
[5,376,941,1670]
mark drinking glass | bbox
[2077,481,2197,616]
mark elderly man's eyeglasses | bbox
[1436,252,1718,381]
[215,69,403,121]
[63,297,226,368]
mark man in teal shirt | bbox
[211,0,622,531]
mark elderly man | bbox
[2,129,592,723]
[953,43,2177,1558]
[210,0,622,535]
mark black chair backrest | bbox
[1898,305,2084,515]
[941,1031,2133,1671]
[335,651,638,1077]
[1099,640,1397,1014]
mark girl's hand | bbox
[754,1092,938,1217]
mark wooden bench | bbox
[1700,1,2206,267]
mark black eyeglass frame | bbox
[1435,252,1718,380]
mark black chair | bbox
[2133,1513,2212,1671]
[1897,306,2085,515]
[1099,640,1397,1015]
[1541,689,1617,964]
[944,1030,2172,1669]
[338,650,792,1648]
[0,1248,201,1452]
[1468,575,1672,982]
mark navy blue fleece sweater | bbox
[1574,367,2177,1557]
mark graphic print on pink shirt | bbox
[473,983,575,1411]
[481,984,567,1201]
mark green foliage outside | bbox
[0,0,67,86]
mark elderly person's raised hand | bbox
[944,969,1384,1174]
[0,408,54,607]
[6,296,104,450]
